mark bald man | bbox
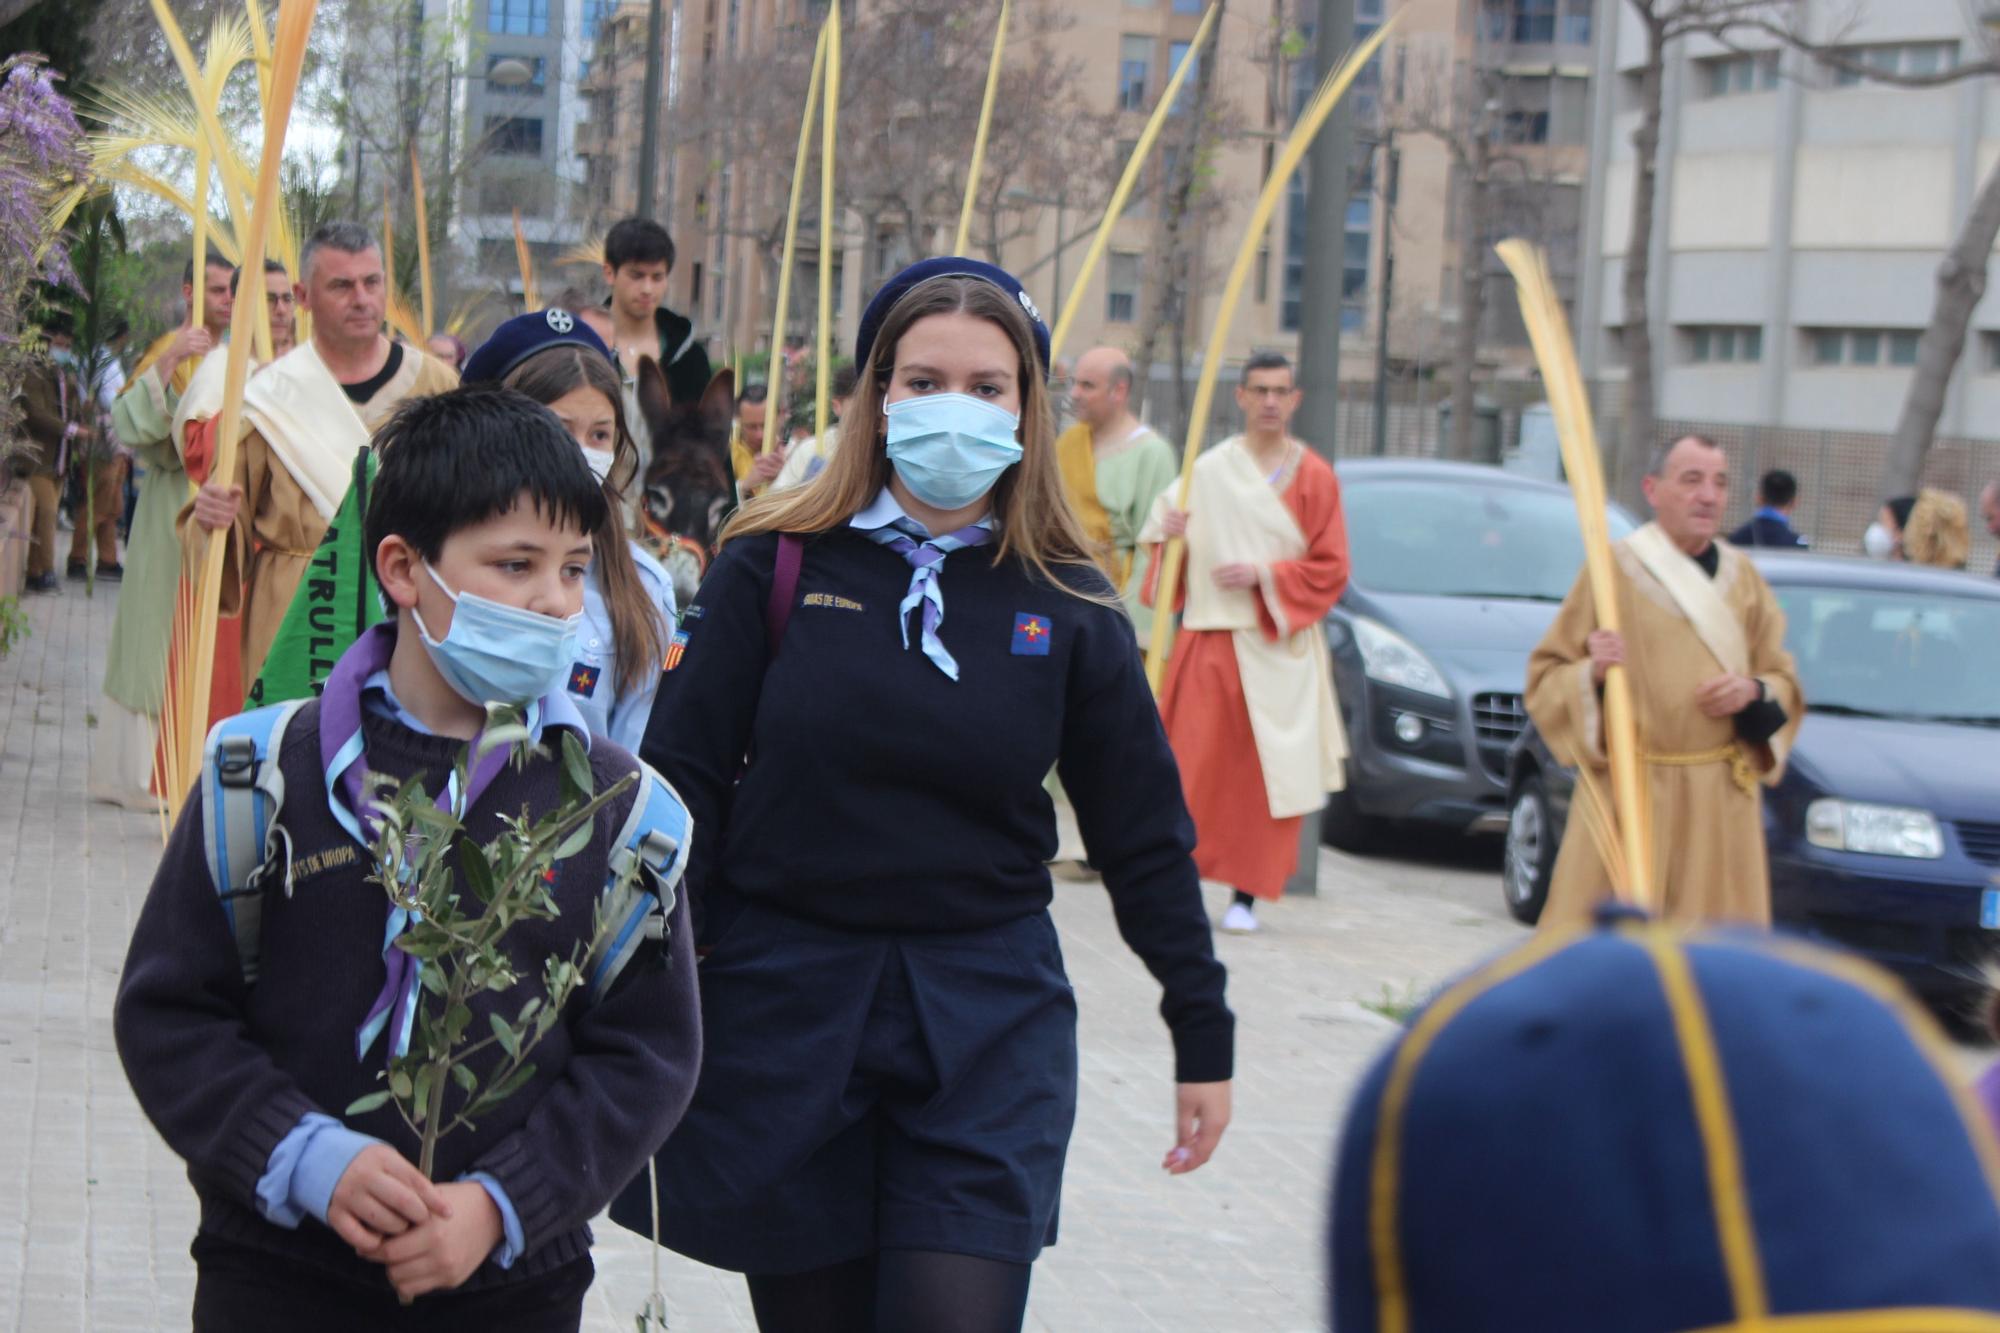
[1056,347,1179,643]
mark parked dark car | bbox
[1318,459,1637,850]
[1503,553,2000,1003]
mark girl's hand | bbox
[1164,1080,1232,1175]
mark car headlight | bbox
[1805,799,1943,859]
[1351,616,1451,699]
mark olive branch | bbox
[345,707,637,1179]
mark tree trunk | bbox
[1880,154,2000,498]
[1615,19,1667,509]
[1447,152,1488,461]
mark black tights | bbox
[1232,890,1256,909]
[745,1250,1033,1333]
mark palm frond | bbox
[555,239,605,269]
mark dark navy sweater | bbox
[642,528,1234,1083]
[113,701,700,1292]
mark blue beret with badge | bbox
[855,256,1050,382]
[1331,909,2000,1333]
[462,307,615,385]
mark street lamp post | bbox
[439,55,534,248]
[1004,185,1071,312]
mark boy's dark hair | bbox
[737,382,768,408]
[41,309,75,339]
[1759,468,1798,508]
[831,363,859,399]
[1242,350,1294,381]
[364,384,609,566]
[604,217,675,272]
[230,257,291,295]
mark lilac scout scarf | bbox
[861,519,993,680]
[319,622,536,1064]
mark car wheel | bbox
[1321,783,1381,853]
[1502,774,1554,925]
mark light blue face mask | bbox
[412,562,582,707]
[883,392,1023,511]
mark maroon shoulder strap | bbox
[765,533,804,655]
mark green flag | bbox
[245,447,384,707]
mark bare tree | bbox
[1727,8,2000,499]
[1130,0,1232,437]
[1611,0,1788,506]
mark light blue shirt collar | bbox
[849,487,995,539]
[361,667,593,751]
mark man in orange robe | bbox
[1145,352,1351,934]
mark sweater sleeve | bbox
[112,788,328,1212]
[1056,600,1235,1084]
[462,862,700,1255]
[638,534,773,919]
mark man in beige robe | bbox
[1527,434,1805,929]
[185,222,457,686]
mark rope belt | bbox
[1643,743,1759,795]
[259,544,318,559]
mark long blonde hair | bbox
[723,275,1110,598]
[1904,488,1970,571]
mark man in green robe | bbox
[1056,346,1179,645]
[90,253,233,808]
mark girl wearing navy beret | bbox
[611,259,1235,1332]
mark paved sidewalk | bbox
[1,582,1521,1332]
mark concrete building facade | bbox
[1577,0,2000,440]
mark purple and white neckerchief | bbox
[861,519,993,681]
[319,623,537,1065]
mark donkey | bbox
[634,360,738,608]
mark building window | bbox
[1118,35,1151,112]
[1173,0,1203,11]
[1501,109,1549,143]
[1701,51,1778,97]
[581,0,615,43]
[1106,252,1140,323]
[1282,174,1307,332]
[1482,0,1557,44]
[1558,0,1591,45]
[486,116,544,156]
[1685,325,1762,365]
[1984,332,2000,372]
[488,55,547,94]
[1168,40,1200,114]
[1808,328,1922,366]
[1833,42,1958,86]
[1343,192,1371,334]
[486,0,547,36]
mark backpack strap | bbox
[765,533,804,654]
[200,698,311,986]
[586,761,694,1004]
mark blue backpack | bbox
[199,702,690,1000]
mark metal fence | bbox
[1138,364,2000,576]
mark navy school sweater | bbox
[113,700,701,1291]
[642,527,1234,1083]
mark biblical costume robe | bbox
[1145,437,1350,900]
[93,336,201,808]
[180,340,456,687]
[1057,419,1179,646]
[1526,524,1805,929]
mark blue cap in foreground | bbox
[1331,919,2000,1333]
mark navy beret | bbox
[1331,919,2000,1331]
[854,256,1051,382]
[462,308,614,385]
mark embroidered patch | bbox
[803,592,866,612]
[681,604,705,621]
[664,628,690,672]
[1012,613,1052,657]
[286,842,359,885]
[567,662,601,696]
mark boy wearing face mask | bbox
[113,386,699,1331]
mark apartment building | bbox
[1576,0,2000,438]
[572,0,1599,409]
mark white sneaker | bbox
[1221,902,1259,935]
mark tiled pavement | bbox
[1,580,1523,1332]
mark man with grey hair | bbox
[185,221,458,687]
[1525,433,1804,929]
[1055,346,1178,642]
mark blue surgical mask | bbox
[50,347,76,368]
[411,562,581,706]
[883,392,1023,511]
